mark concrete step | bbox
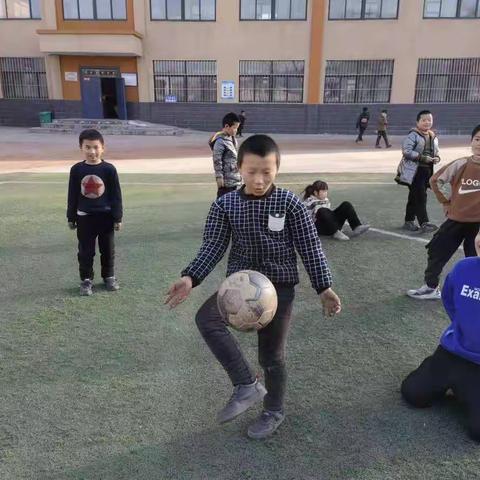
[31,118,185,136]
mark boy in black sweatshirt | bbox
[67,129,123,296]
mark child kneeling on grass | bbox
[303,180,370,241]
[165,135,341,440]
[401,233,480,441]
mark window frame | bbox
[239,60,305,103]
[239,0,308,21]
[423,0,480,18]
[328,0,400,20]
[62,0,128,21]
[414,58,480,103]
[323,59,394,104]
[153,60,217,102]
[0,57,48,99]
[0,0,41,19]
[150,0,217,21]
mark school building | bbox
[0,0,479,133]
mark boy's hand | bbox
[114,222,122,231]
[319,288,341,317]
[433,156,441,164]
[68,221,76,230]
[216,177,224,188]
[165,276,193,309]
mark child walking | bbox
[67,129,123,296]
[303,180,370,241]
[165,135,341,439]
[407,125,480,300]
[396,110,440,233]
[401,233,480,441]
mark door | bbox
[115,77,127,120]
[81,76,103,119]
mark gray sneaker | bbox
[350,224,370,238]
[420,222,438,233]
[104,276,120,291]
[403,221,420,232]
[247,410,285,440]
[217,380,267,424]
[406,284,441,300]
[80,279,93,296]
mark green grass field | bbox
[1,172,478,480]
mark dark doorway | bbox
[101,78,119,119]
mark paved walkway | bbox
[0,127,471,174]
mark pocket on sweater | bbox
[268,214,286,232]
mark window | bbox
[329,0,398,19]
[239,60,304,103]
[151,0,215,20]
[415,58,480,103]
[0,0,41,18]
[324,60,393,103]
[62,0,127,20]
[153,60,217,102]
[240,0,307,20]
[424,0,480,17]
[0,57,48,99]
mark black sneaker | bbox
[80,279,93,296]
[216,380,267,424]
[104,276,120,291]
[247,410,285,439]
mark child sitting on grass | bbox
[303,180,370,241]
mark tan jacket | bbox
[430,156,480,223]
[377,113,388,132]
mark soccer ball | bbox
[217,270,278,332]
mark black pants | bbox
[401,346,480,441]
[314,202,361,236]
[217,186,237,199]
[376,130,390,147]
[237,123,244,136]
[76,214,115,281]
[424,219,479,288]
[405,167,431,225]
[356,126,366,141]
[195,286,295,412]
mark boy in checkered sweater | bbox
[165,134,341,439]
[67,129,123,296]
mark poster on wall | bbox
[221,81,235,100]
[121,73,138,87]
[65,72,78,82]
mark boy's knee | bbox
[401,377,433,408]
[340,201,353,210]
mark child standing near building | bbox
[303,180,370,241]
[165,135,341,439]
[401,233,480,441]
[407,125,480,300]
[67,129,123,296]
[375,109,392,148]
[396,110,440,233]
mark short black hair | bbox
[222,112,240,127]
[381,109,388,113]
[362,107,368,112]
[417,110,432,122]
[237,134,280,168]
[79,129,104,147]
[471,124,480,139]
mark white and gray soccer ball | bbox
[217,270,278,332]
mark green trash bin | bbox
[39,111,53,125]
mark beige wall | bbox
[320,1,480,103]
[0,20,42,57]
[139,0,312,103]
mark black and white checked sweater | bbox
[181,186,332,293]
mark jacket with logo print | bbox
[441,257,480,365]
[212,133,242,188]
[430,156,480,223]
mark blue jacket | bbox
[440,257,480,365]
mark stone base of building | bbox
[0,99,478,135]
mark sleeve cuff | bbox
[316,285,331,294]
